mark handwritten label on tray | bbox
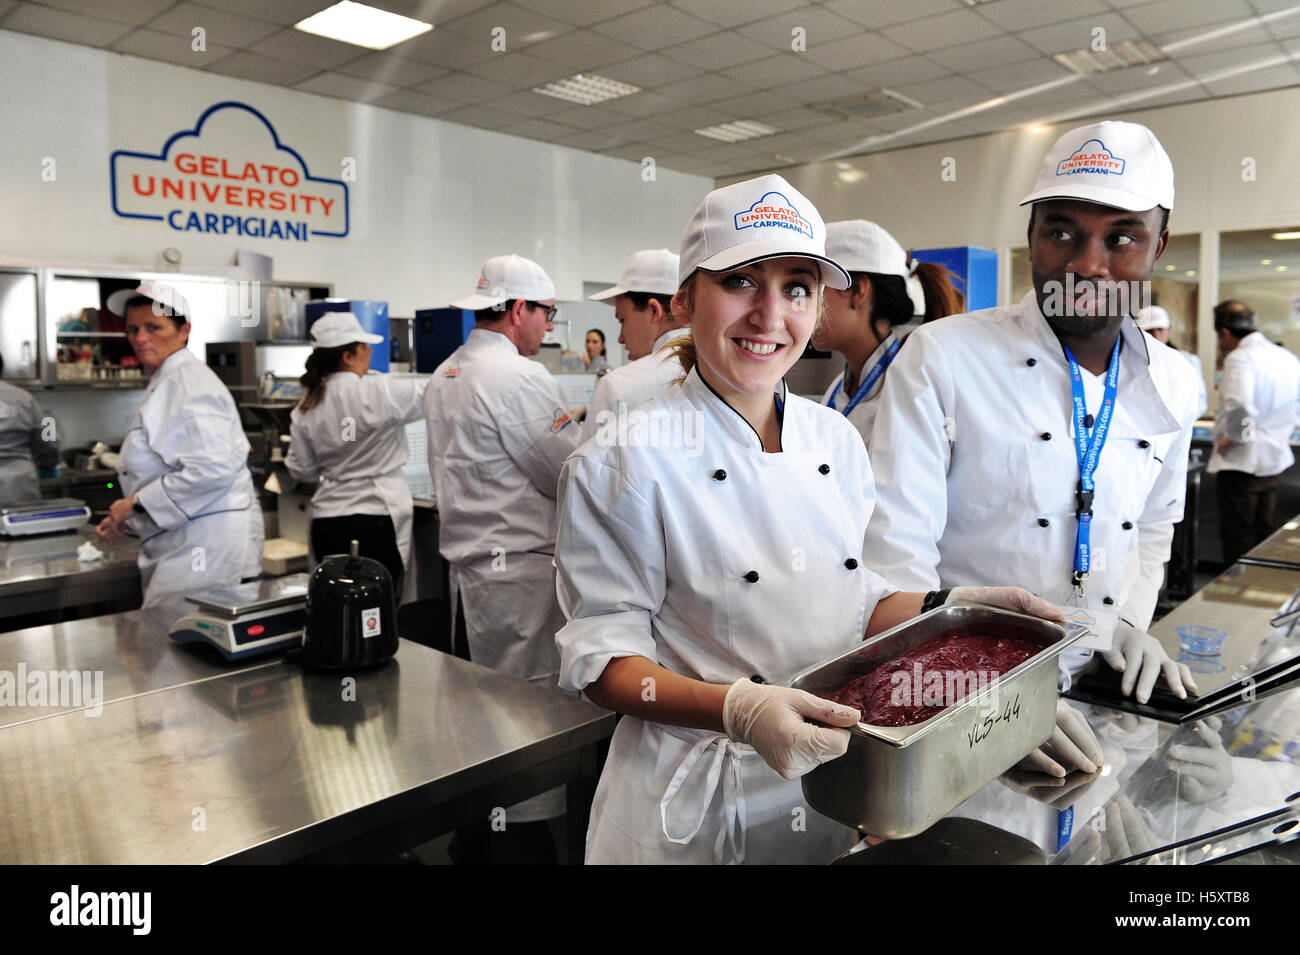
[966,693,1022,748]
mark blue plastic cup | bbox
[1176,625,1227,657]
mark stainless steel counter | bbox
[0,524,141,622]
[0,607,614,864]
[1239,516,1300,570]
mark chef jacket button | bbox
[1103,597,1114,605]
[1138,439,1150,449]
[819,463,830,474]
[1037,518,1049,527]
[844,558,859,570]
[1026,358,1037,367]
[750,674,765,684]
[1040,432,1052,441]
[1122,521,1133,530]
[713,469,727,481]
[743,570,759,583]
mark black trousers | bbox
[1216,469,1282,566]
[310,514,404,597]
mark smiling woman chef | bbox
[554,175,1063,864]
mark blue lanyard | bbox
[1063,335,1121,594]
[827,338,900,418]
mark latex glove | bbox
[1000,764,1103,808]
[1074,794,1160,863]
[1017,700,1104,778]
[947,586,1065,622]
[1103,619,1198,703]
[722,679,860,780]
[1168,717,1233,804]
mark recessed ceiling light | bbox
[1053,39,1167,75]
[694,120,778,143]
[533,73,640,106]
[1165,265,1176,271]
[1185,270,1197,277]
[1261,258,1273,265]
[295,1,431,50]
[1279,265,1289,272]
[1272,231,1300,240]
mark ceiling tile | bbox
[600,90,681,118]
[436,103,520,129]
[660,31,773,70]
[550,129,632,151]
[597,52,704,88]
[843,54,952,88]
[110,28,237,67]
[498,117,581,141]
[2,3,132,46]
[597,140,659,161]
[978,0,1109,31]
[599,116,681,141]
[734,5,864,50]
[414,70,511,102]
[926,35,1041,73]
[521,28,641,69]
[203,50,322,85]
[670,0,808,28]
[657,72,756,103]
[823,0,962,30]
[1082,61,1196,94]
[719,53,828,88]
[965,56,1074,93]
[1265,12,1300,40]
[749,105,842,132]
[464,50,570,87]
[1174,39,1288,76]
[512,0,657,27]
[192,0,328,27]
[1197,61,1300,95]
[396,26,498,69]
[1124,0,1255,35]
[807,31,913,72]
[247,27,366,68]
[438,1,572,43]
[545,104,640,130]
[653,129,721,152]
[295,71,402,102]
[879,8,1003,53]
[650,104,734,128]
[704,90,801,119]
[150,3,283,46]
[370,88,463,116]
[335,51,447,86]
[592,4,718,50]
[484,88,582,116]
[891,74,993,105]
[37,0,177,26]
[776,72,879,106]
[752,129,836,161]
[1156,20,1276,55]
[367,0,488,24]
[1016,13,1139,56]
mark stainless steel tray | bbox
[789,602,1088,839]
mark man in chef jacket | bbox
[423,254,583,864]
[866,121,1200,727]
[580,248,687,442]
[1207,299,1300,565]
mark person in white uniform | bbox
[286,312,428,598]
[866,121,1200,726]
[95,283,263,608]
[1209,299,1300,565]
[554,174,1065,865]
[0,359,58,505]
[424,254,583,864]
[1136,305,1206,416]
[813,220,964,445]
[581,248,687,442]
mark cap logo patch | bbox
[443,366,459,378]
[476,272,489,292]
[734,191,812,239]
[1057,139,1126,177]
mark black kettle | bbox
[302,540,398,669]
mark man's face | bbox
[614,294,658,361]
[517,299,554,356]
[1148,327,1170,345]
[1029,198,1168,339]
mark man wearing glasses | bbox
[424,254,580,864]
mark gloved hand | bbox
[1074,794,1160,863]
[1017,700,1105,778]
[722,679,860,780]
[948,586,1065,622]
[1103,619,1198,703]
[1167,717,1233,804]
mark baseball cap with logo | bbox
[589,249,680,301]
[106,281,191,321]
[1019,121,1175,213]
[826,220,909,278]
[678,174,850,290]
[452,255,556,311]
[1136,305,1171,331]
[309,311,385,350]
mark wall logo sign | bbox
[734,191,812,238]
[110,101,349,242]
[1056,139,1126,178]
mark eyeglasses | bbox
[526,301,558,322]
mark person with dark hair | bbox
[95,282,263,607]
[0,353,59,505]
[867,120,1201,709]
[581,248,685,441]
[1208,299,1300,565]
[813,220,964,444]
[286,312,427,598]
[583,328,609,373]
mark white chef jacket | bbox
[819,331,901,446]
[0,381,57,506]
[866,292,1201,675]
[1208,331,1300,478]
[117,348,264,607]
[555,367,895,864]
[579,328,689,442]
[286,372,427,571]
[1179,348,1207,418]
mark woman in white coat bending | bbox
[96,283,264,608]
[554,175,1063,865]
[286,312,428,598]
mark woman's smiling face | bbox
[678,257,820,405]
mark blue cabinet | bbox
[910,246,998,313]
[414,308,475,373]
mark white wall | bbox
[0,29,710,314]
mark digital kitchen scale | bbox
[0,498,91,536]
[169,575,309,662]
